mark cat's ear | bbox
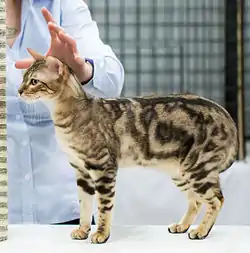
[46,56,64,76]
[27,48,44,60]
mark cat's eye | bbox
[30,79,38,85]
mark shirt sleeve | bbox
[60,0,124,98]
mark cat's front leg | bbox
[90,161,117,244]
[70,165,95,240]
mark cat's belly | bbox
[118,136,180,176]
[56,130,180,176]
[118,154,180,176]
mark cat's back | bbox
[130,93,233,122]
[100,93,238,172]
[102,93,236,132]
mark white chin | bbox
[20,96,40,103]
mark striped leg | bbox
[169,198,202,234]
[188,180,224,240]
[71,167,95,240]
[90,161,117,244]
[169,178,202,234]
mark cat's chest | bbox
[55,126,72,142]
[54,128,81,160]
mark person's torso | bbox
[7,0,62,117]
[7,0,80,224]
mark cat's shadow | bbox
[91,225,146,243]
[110,226,141,242]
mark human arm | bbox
[60,0,124,98]
[15,2,124,98]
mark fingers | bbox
[40,8,82,68]
[58,32,77,54]
[49,29,58,43]
[41,7,56,24]
[58,32,83,64]
[15,58,34,69]
[49,22,64,34]
[42,8,60,41]
[48,22,64,43]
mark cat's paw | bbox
[71,227,90,240]
[90,231,110,244]
[168,223,190,234]
[188,227,209,240]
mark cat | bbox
[18,48,238,244]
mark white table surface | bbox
[1,225,249,253]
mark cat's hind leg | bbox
[188,179,224,240]
[168,184,202,234]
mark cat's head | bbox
[18,48,70,102]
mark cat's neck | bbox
[44,72,92,115]
[66,73,86,98]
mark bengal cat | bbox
[18,49,238,244]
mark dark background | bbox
[85,0,249,158]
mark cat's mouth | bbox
[19,92,41,102]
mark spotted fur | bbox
[18,56,238,243]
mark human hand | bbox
[15,7,93,83]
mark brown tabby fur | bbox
[18,50,238,244]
